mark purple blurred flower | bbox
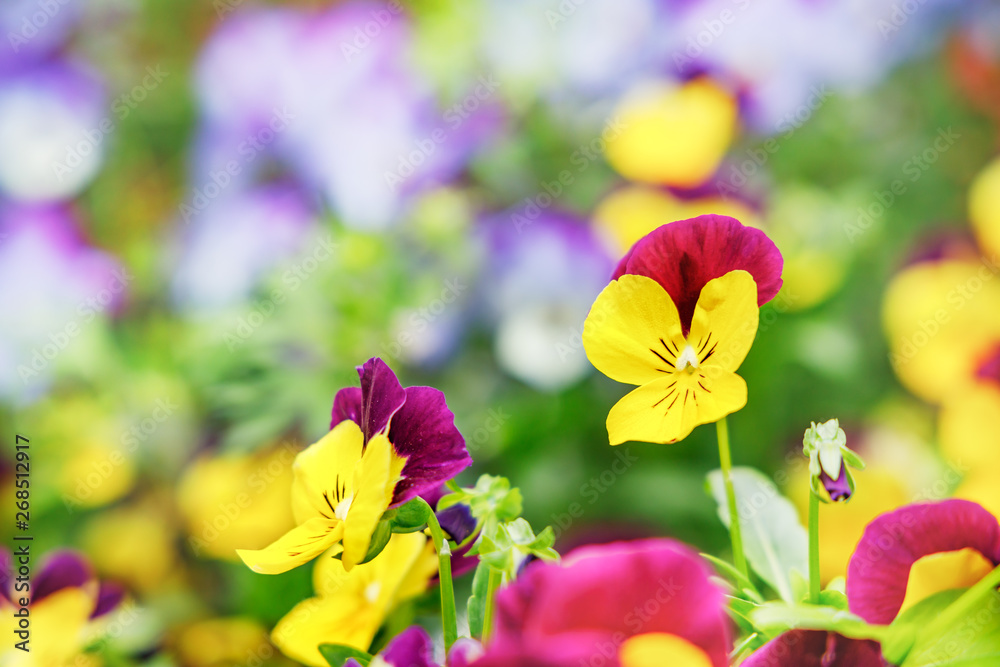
[331,357,472,507]
[479,211,615,391]
[171,184,317,312]
[0,59,106,202]
[1,1,83,72]
[0,548,124,618]
[0,202,125,402]
[194,3,500,230]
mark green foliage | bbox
[318,644,373,667]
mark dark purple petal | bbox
[821,464,852,502]
[32,550,94,605]
[847,500,1000,624]
[438,504,477,544]
[420,484,448,509]
[742,631,887,667]
[448,540,479,579]
[381,626,436,667]
[387,386,472,507]
[612,214,783,333]
[330,357,407,443]
[91,581,125,619]
[488,539,731,667]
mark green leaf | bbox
[701,553,761,600]
[386,497,431,533]
[894,590,1000,666]
[751,601,890,643]
[467,560,492,638]
[317,644,373,667]
[707,467,809,603]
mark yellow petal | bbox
[970,156,1000,260]
[688,270,759,374]
[271,595,383,667]
[619,632,713,667]
[900,548,994,614]
[605,77,737,187]
[940,384,1000,470]
[606,370,746,445]
[393,537,439,602]
[28,587,97,667]
[236,518,344,574]
[292,420,366,522]
[342,433,401,570]
[583,274,687,386]
[883,260,1000,404]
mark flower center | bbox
[334,492,354,521]
[676,345,700,372]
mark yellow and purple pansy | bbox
[745,499,1000,665]
[237,357,471,573]
[583,214,783,444]
[0,549,125,667]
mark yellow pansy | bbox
[605,77,738,188]
[583,270,758,444]
[237,420,406,573]
[271,533,437,666]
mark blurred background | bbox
[3,0,1000,664]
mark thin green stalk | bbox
[481,567,503,643]
[422,501,458,653]
[716,417,749,580]
[809,491,821,604]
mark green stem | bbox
[421,500,458,653]
[481,567,503,643]
[809,491,821,604]
[716,417,749,580]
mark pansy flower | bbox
[470,538,732,667]
[272,533,438,667]
[237,357,471,573]
[745,499,1000,665]
[0,549,125,667]
[583,214,783,444]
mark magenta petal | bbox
[612,214,783,332]
[330,357,406,442]
[381,626,437,667]
[742,631,886,667]
[32,550,94,605]
[847,500,1000,624]
[489,539,731,667]
[387,386,472,507]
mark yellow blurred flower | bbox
[605,77,737,188]
[177,443,298,562]
[592,185,760,256]
[173,617,277,667]
[882,259,1000,404]
[271,532,437,667]
[969,155,1000,260]
[80,494,180,593]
